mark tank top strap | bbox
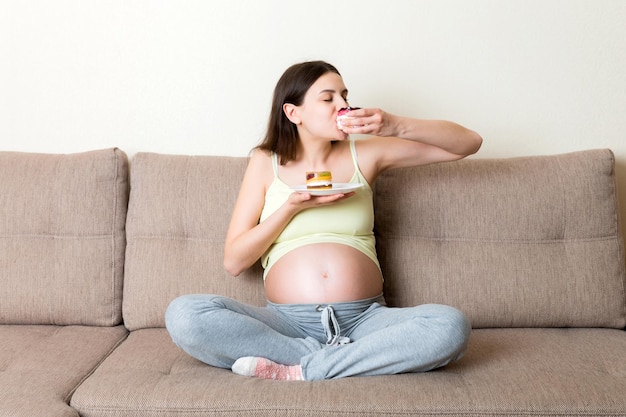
[349,139,360,172]
[271,152,279,178]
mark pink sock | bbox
[232,357,304,381]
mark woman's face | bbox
[291,72,350,141]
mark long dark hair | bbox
[255,61,341,165]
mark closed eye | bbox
[319,88,349,103]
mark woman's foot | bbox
[232,357,304,381]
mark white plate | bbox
[290,183,364,196]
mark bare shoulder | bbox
[230,149,274,216]
[244,149,274,190]
[351,137,398,182]
[227,149,273,240]
[248,148,272,167]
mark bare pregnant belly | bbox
[264,243,383,304]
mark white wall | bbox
[2,1,626,235]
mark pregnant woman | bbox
[165,60,482,380]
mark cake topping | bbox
[306,171,332,190]
[337,107,361,129]
[338,107,360,116]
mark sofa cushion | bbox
[0,324,127,417]
[0,148,129,326]
[375,149,626,328]
[71,327,626,416]
[122,153,265,331]
[123,150,626,331]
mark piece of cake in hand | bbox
[306,171,332,190]
[337,107,361,130]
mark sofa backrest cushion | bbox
[375,149,626,328]
[0,148,129,326]
[123,149,626,331]
[123,153,265,331]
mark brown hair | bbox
[255,61,341,165]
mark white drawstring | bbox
[317,305,351,346]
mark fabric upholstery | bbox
[0,148,129,326]
[122,153,265,331]
[2,147,625,416]
[123,149,626,331]
[68,148,626,416]
[71,327,626,417]
[0,325,127,417]
[375,149,626,328]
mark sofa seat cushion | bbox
[71,328,626,416]
[0,324,127,417]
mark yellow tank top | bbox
[260,140,380,279]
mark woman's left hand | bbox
[339,107,397,137]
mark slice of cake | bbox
[337,107,361,129]
[306,171,332,190]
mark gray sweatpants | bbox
[165,293,470,380]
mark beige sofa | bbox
[1,147,625,417]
